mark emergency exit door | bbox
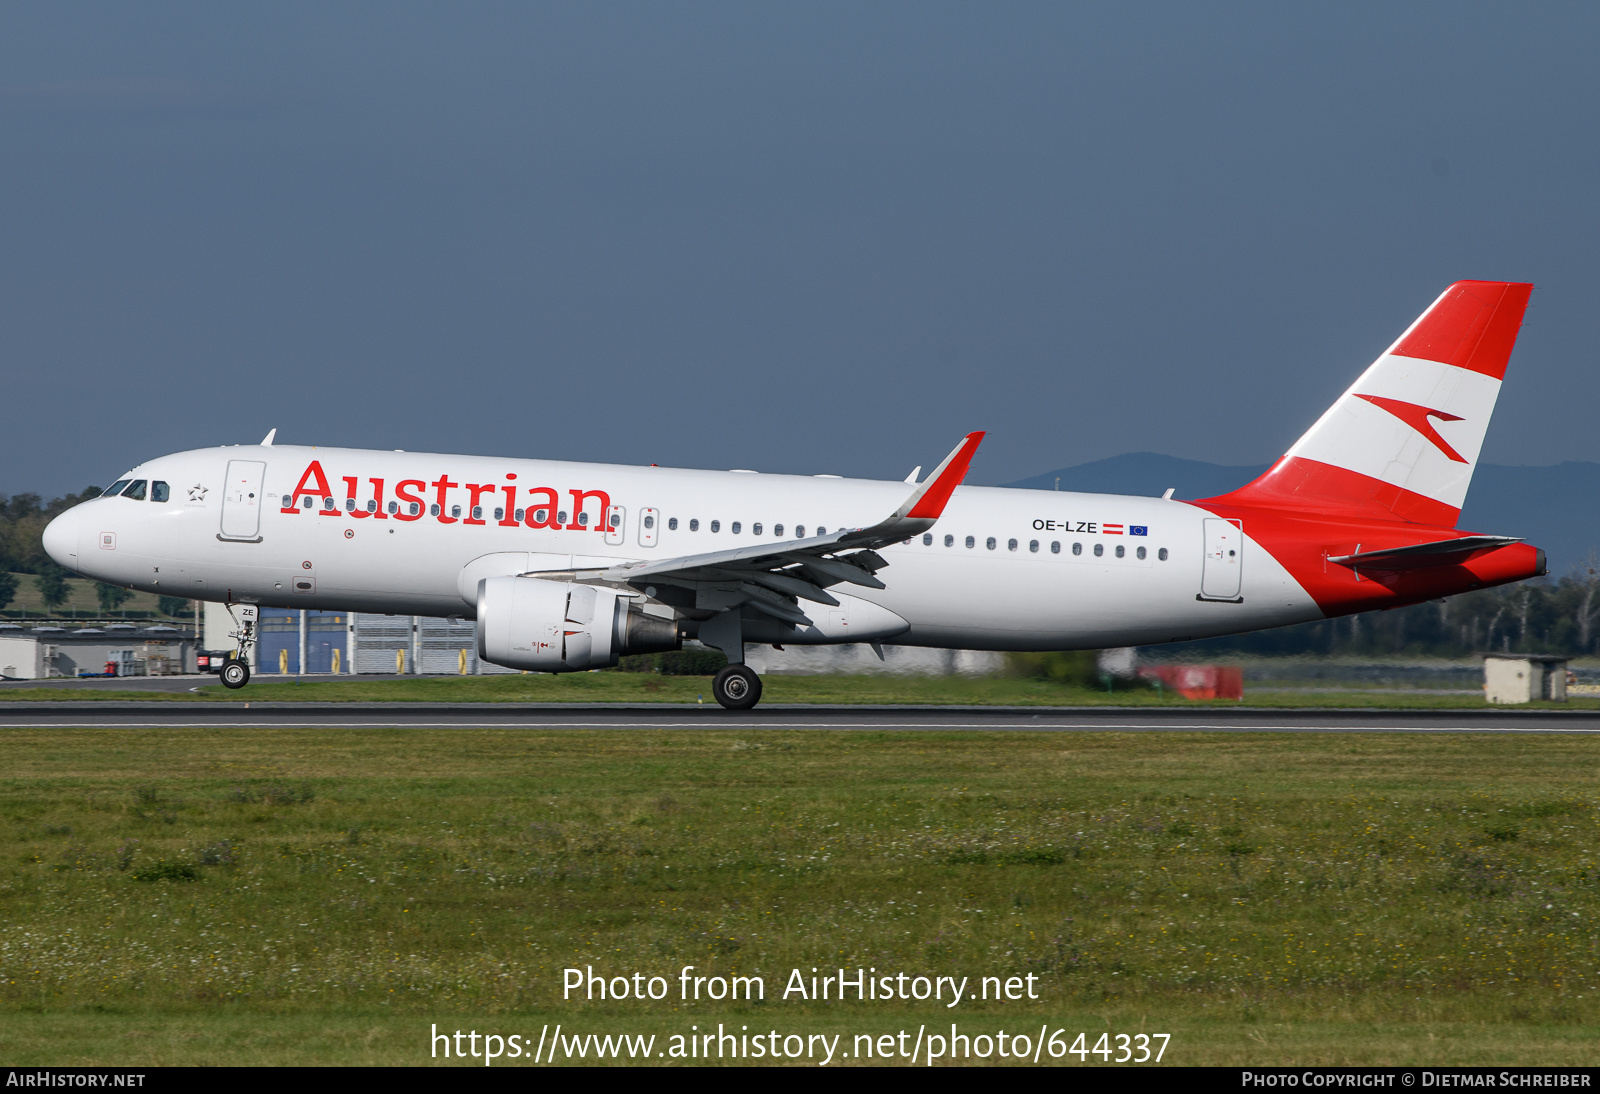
[638,507,660,547]
[219,460,267,541]
[1200,518,1243,600]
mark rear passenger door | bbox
[1200,518,1243,600]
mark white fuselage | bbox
[44,444,1325,651]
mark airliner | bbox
[42,280,1543,708]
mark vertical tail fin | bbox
[1204,280,1532,526]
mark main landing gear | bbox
[712,664,762,710]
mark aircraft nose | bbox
[41,509,83,570]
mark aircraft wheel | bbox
[712,664,762,710]
[221,660,251,689]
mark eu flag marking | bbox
[1130,525,1148,536]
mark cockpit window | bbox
[103,480,131,497]
[151,481,170,503]
[123,480,148,501]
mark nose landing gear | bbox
[711,664,762,710]
[220,603,259,690]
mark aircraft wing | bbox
[1327,534,1523,571]
[582,432,985,627]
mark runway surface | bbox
[1,701,1599,733]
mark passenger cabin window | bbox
[731,521,741,534]
[944,534,954,547]
[151,482,170,502]
[323,497,336,511]
[774,524,784,537]
[1029,540,1039,553]
[430,504,441,516]
[1115,545,1125,558]
[923,534,933,546]
[346,499,357,512]
[409,502,420,516]
[965,535,975,548]
[471,506,483,520]
[667,517,678,530]
[710,520,721,533]
[817,526,826,535]
[303,497,314,509]
[123,480,147,500]
[1007,538,1018,551]
[452,505,463,519]
[795,525,805,537]
[1072,542,1082,555]
[577,511,589,526]
[513,508,523,522]
[1136,546,1147,560]
[367,500,377,513]
[1050,541,1060,554]
[1093,543,1104,557]
[986,537,997,550]
[689,519,699,531]
[104,480,130,497]
[1158,548,1169,561]
[752,523,762,535]
[644,515,655,529]
[388,501,399,515]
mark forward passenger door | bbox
[219,460,267,542]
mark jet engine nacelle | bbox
[476,575,678,672]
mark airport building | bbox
[0,622,196,679]
[201,603,510,675]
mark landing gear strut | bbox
[712,664,762,710]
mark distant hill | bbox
[1004,453,1600,578]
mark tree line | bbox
[0,488,98,614]
[1168,556,1600,659]
[0,488,191,617]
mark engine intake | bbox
[476,575,678,672]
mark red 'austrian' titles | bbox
[278,460,612,533]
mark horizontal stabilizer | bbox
[1328,535,1522,570]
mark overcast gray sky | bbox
[3,2,1597,498]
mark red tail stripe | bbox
[1200,456,1461,527]
[1392,281,1532,380]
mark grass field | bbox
[2,671,1596,710]
[4,724,1600,1065]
